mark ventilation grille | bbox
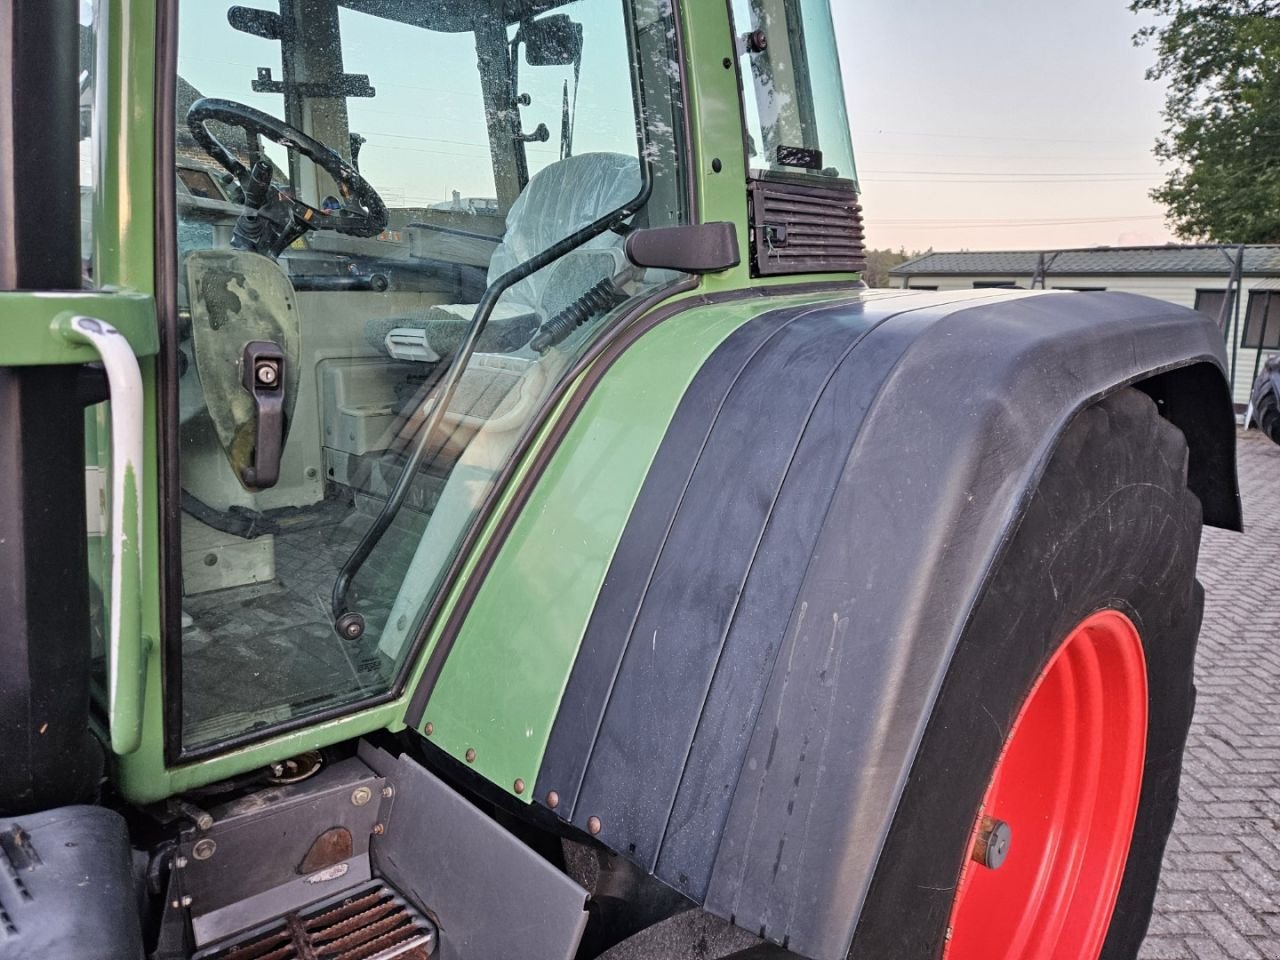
[199,882,435,960]
[748,178,867,278]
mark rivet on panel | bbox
[465,748,476,763]
[513,778,526,795]
[547,790,560,810]
[587,816,602,836]
[424,722,434,735]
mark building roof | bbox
[890,245,1280,278]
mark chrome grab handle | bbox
[59,315,147,755]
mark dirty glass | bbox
[172,0,688,750]
[729,0,857,183]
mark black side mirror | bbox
[625,223,741,275]
[518,15,583,67]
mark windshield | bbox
[170,0,688,751]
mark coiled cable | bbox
[530,277,630,353]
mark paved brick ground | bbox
[1141,429,1280,960]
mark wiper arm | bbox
[330,169,654,639]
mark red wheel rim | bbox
[944,609,1148,960]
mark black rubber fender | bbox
[535,289,1239,960]
[847,387,1203,958]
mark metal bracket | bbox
[252,67,375,99]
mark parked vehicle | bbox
[0,1,1241,958]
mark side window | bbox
[729,0,857,182]
[170,0,688,751]
[1195,289,1228,330]
[1243,291,1280,349]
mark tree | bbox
[1131,0,1280,242]
[863,247,921,287]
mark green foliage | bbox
[863,247,921,287]
[1132,0,1280,242]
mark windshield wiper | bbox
[329,169,653,640]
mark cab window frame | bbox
[725,0,858,188]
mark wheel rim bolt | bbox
[971,816,1012,870]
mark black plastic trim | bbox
[155,0,186,767]
[0,805,144,959]
[537,298,896,835]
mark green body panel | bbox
[112,697,411,804]
[84,0,168,793]
[94,0,159,293]
[0,293,157,364]
[680,0,749,294]
[420,288,859,797]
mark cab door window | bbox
[730,0,857,182]
[171,0,688,751]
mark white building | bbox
[890,245,1280,404]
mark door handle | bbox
[240,340,285,489]
[57,315,148,756]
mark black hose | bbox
[530,277,629,353]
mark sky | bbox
[830,0,1178,253]
[168,0,1176,255]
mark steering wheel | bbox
[187,97,388,243]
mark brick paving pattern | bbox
[1141,429,1280,959]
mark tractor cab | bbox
[125,0,863,766]
[3,1,1237,959]
[165,0,693,753]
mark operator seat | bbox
[373,152,643,659]
[368,151,642,360]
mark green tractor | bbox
[0,1,1242,958]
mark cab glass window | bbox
[730,0,857,183]
[171,0,688,750]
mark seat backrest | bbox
[487,152,641,315]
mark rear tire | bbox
[849,388,1204,960]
